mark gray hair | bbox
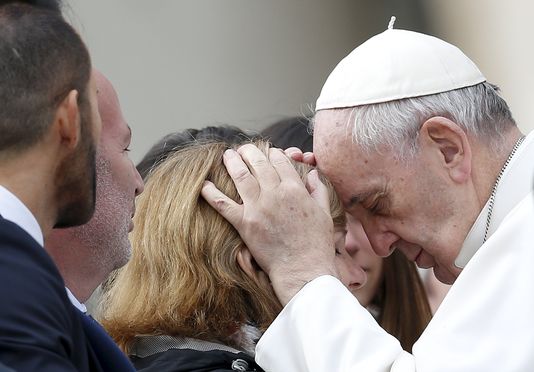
[335,82,516,160]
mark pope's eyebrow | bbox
[346,190,378,209]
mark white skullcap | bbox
[316,17,486,111]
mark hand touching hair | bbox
[101,140,345,353]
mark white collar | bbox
[0,185,44,246]
[65,287,87,313]
[455,131,534,268]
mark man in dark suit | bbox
[0,1,112,370]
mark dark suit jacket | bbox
[0,216,106,371]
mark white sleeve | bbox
[255,275,415,372]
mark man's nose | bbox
[361,221,398,257]
[369,231,399,257]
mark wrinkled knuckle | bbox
[233,167,251,183]
[250,158,268,169]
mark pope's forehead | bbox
[314,111,349,147]
[314,111,357,164]
[313,112,389,191]
[314,109,351,131]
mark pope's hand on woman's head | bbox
[201,144,337,305]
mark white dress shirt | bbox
[0,185,43,246]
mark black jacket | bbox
[0,216,133,371]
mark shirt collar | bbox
[455,131,534,268]
[65,287,87,313]
[0,185,44,246]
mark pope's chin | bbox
[414,249,434,269]
[433,265,457,285]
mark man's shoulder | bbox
[0,216,63,291]
[0,218,99,371]
[0,215,43,249]
[0,215,73,329]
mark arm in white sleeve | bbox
[255,275,415,372]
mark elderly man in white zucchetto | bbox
[202,17,534,372]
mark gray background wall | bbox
[422,0,534,141]
[67,0,533,163]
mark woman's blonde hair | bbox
[101,140,344,353]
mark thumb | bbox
[305,170,331,216]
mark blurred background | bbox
[67,0,534,163]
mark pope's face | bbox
[314,109,476,284]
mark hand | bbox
[284,147,316,166]
[201,144,338,305]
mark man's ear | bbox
[419,116,472,183]
[236,247,270,286]
[53,90,81,151]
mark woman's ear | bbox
[237,247,270,287]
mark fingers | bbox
[200,180,243,227]
[236,144,280,190]
[302,152,316,166]
[306,170,332,216]
[283,147,316,166]
[268,148,305,185]
[223,148,261,201]
[284,147,303,162]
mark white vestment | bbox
[255,131,534,372]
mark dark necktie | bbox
[78,310,135,372]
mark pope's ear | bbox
[419,116,472,183]
[236,246,270,286]
[54,89,81,151]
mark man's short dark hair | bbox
[0,1,91,154]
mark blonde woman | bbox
[100,140,363,372]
